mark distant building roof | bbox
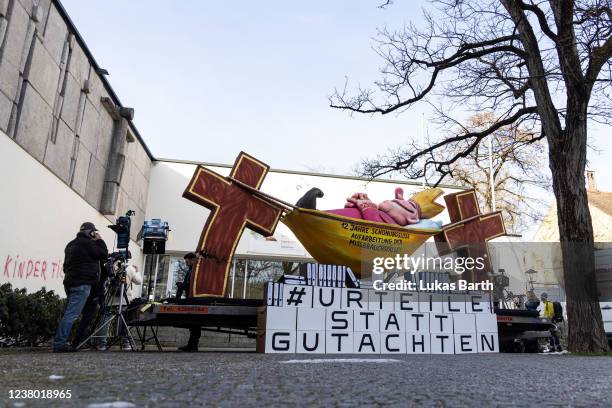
[533,188,612,243]
[588,191,612,216]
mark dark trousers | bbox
[187,327,201,347]
[73,292,100,347]
[549,324,561,350]
[53,284,91,349]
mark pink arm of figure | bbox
[344,193,371,208]
[346,197,394,223]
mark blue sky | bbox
[61,0,611,191]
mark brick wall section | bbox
[0,0,151,236]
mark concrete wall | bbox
[0,132,143,296]
[0,0,151,237]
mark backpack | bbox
[552,301,564,322]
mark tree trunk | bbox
[548,120,609,353]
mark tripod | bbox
[143,238,167,301]
[76,269,137,351]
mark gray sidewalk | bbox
[1,350,611,407]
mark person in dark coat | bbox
[525,290,540,311]
[175,252,196,300]
[53,222,108,352]
[176,252,201,351]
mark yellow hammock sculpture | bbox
[229,177,446,277]
[281,188,446,277]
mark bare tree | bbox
[445,113,549,233]
[330,0,611,352]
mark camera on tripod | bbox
[78,238,136,352]
[108,210,135,253]
[105,251,131,284]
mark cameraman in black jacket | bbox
[53,222,108,352]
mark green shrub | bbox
[0,283,66,347]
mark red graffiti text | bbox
[3,254,64,281]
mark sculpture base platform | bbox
[129,298,262,350]
[127,300,551,352]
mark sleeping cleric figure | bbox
[295,187,442,229]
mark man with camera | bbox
[53,222,109,352]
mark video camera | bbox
[100,251,130,291]
[108,210,135,253]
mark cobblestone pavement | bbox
[1,350,611,407]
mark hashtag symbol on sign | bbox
[287,287,306,306]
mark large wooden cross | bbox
[183,152,283,297]
[435,190,506,283]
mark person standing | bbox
[124,264,143,302]
[53,222,108,352]
[525,290,540,311]
[539,292,562,352]
[176,252,196,300]
[176,252,201,352]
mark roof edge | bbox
[155,157,469,190]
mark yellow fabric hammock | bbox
[281,188,446,277]
[228,177,447,277]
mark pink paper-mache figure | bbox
[325,187,421,226]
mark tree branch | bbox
[363,106,538,182]
[517,0,558,41]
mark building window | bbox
[142,254,304,301]
[242,260,300,299]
